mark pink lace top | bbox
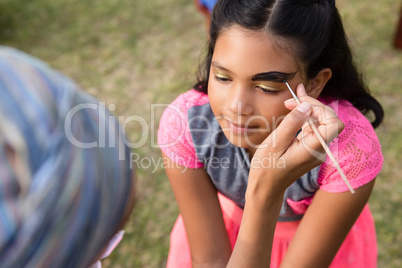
[158,89,383,195]
[158,89,208,169]
[317,98,383,192]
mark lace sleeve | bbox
[318,100,383,192]
[157,89,208,169]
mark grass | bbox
[1,0,401,267]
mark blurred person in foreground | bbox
[0,46,136,267]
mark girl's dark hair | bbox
[195,0,384,128]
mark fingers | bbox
[296,82,308,98]
[284,84,326,109]
[282,83,345,161]
[259,101,312,156]
[284,83,343,133]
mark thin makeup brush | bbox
[284,81,355,194]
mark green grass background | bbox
[1,0,401,267]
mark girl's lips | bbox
[226,120,258,134]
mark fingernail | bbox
[297,102,311,113]
[284,98,294,104]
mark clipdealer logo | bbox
[64,101,341,167]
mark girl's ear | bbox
[306,68,332,98]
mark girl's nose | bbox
[228,85,254,116]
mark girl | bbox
[158,0,383,267]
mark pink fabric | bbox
[167,194,377,268]
[166,193,242,268]
[89,231,125,268]
[318,99,383,192]
[158,89,208,169]
[286,196,313,215]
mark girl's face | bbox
[208,26,306,156]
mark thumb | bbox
[261,101,312,155]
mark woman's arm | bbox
[162,152,232,267]
[280,180,375,267]
[227,187,284,267]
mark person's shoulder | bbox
[159,89,209,128]
[323,98,357,118]
[318,98,383,192]
[170,89,209,112]
[322,98,382,158]
[157,89,207,169]
[322,98,374,133]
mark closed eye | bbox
[256,85,280,95]
[214,75,231,82]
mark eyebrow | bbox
[211,62,232,74]
[211,62,296,83]
[251,71,297,83]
